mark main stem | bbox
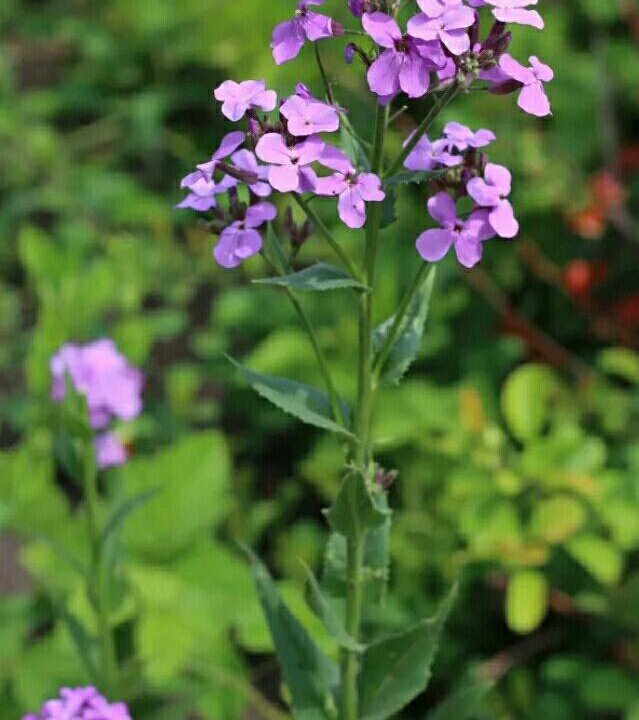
[83,455,117,694]
[341,103,389,720]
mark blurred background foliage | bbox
[1,0,639,719]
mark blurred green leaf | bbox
[506,571,549,634]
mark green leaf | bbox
[529,496,585,544]
[383,170,446,188]
[303,563,364,652]
[229,356,352,437]
[425,672,492,720]
[59,610,99,683]
[255,263,368,292]
[506,570,549,634]
[373,267,436,385]
[247,549,339,720]
[380,187,397,229]
[501,364,558,442]
[597,347,639,384]
[101,488,159,545]
[324,473,389,542]
[359,587,457,720]
[340,117,371,172]
[566,534,623,585]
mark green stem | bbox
[384,83,461,178]
[83,452,117,694]
[371,262,429,388]
[292,195,362,281]
[314,43,335,106]
[341,102,389,720]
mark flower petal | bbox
[489,199,519,238]
[427,191,457,225]
[416,228,455,261]
[518,81,551,117]
[338,187,367,228]
[256,133,291,165]
[268,164,300,192]
[362,12,401,47]
[367,50,402,97]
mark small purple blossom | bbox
[499,54,553,117]
[484,0,544,29]
[213,202,277,268]
[280,86,340,137]
[416,192,495,268]
[193,131,246,180]
[403,134,463,171]
[443,122,496,152]
[272,0,337,65]
[22,686,131,720]
[416,0,468,18]
[213,80,277,121]
[407,4,476,56]
[315,146,385,228]
[231,150,273,197]
[362,12,445,101]
[255,133,324,192]
[466,162,519,238]
[94,432,128,469]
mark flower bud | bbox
[344,43,356,64]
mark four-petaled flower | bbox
[214,202,277,268]
[214,80,277,121]
[443,122,496,151]
[280,84,340,136]
[404,134,463,171]
[416,192,495,268]
[272,0,336,65]
[408,2,476,56]
[467,162,519,238]
[315,146,385,228]
[256,133,324,192]
[484,0,544,29]
[499,54,553,117]
[362,12,445,101]
[231,150,273,197]
[22,686,131,720]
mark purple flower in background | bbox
[22,686,131,720]
[416,192,495,267]
[467,162,519,238]
[362,12,445,100]
[408,4,476,55]
[51,340,143,430]
[231,150,273,197]
[94,432,128,469]
[280,85,340,136]
[403,134,463,171]
[443,122,496,151]
[272,0,337,65]
[255,133,324,192]
[214,80,277,121]
[315,145,385,228]
[499,54,553,117]
[214,202,277,268]
[484,0,543,29]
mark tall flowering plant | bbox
[177,1,553,718]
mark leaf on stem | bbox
[101,488,160,545]
[255,263,368,292]
[358,586,457,720]
[59,609,100,683]
[324,472,389,542]
[246,548,340,720]
[228,356,353,437]
[380,187,398,229]
[373,266,436,385]
[383,169,447,189]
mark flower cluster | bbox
[51,340,144,468]
[23,686,131,720]
[176,0,553,270]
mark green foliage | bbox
[255,263,368,292]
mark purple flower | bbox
[213,80,277,121]
[442,122,496,151]
[407,4,476,56]
[272,0,336,65]
[403,134,463,171]
[213,202,276,268]
[255,133,324,192]
[192,131,245,181]
[231,150,273,197]
[362,12,445,100]
[94,432,128,469]
[280,86,340,137]
[314,145,385,228]
[348,0,365,16]
[466,162,519,238]
[51,339,144,431]
[22,686,132,720]
[484,0,544,29]
[499,54,553,117]
[416,192,495,267]
[416,0,468,18]
[177,174,236,212]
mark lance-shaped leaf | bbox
[101,488,159,545]
[425,671,492,720]
[228,356,353,438]
[304,563,364,653]
[247,549,339,720]
[255,263,368,292]
[324,473,389,543]
[380,187,398,229]
[359,586,457,720]
[373,267,436,385]
[383,169,447,188]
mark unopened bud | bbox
[344,43,357,64]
